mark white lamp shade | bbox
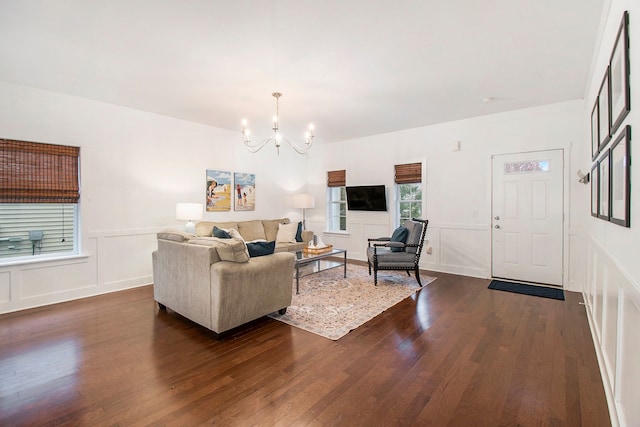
[176,203,203,221]
[292,193,315,209]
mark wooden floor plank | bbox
[0,268,610,426]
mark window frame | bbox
[396,183,423,227]
[0,139,80,263]
[326,169,347,232]
[326,186,347,232]
[394,162,423,227]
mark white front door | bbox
[491,150,564,286]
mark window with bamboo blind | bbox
[395,162,423,226]
[327,170,347,231]
[0,139,79,260]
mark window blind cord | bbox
[61,204,66,242]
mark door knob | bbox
[494,216,500,220]
[494,225,501,229]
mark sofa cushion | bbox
[247,241,276,257]
[238,220,266,241]
[213,226,231,239]
[262,218,289,241]
[188,237,249,263]
[157,230,195,242]
[195,221,238,237]
[276,222,299,243]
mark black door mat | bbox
[488,280,564,300]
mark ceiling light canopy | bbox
[241,92,314,155]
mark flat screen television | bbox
[345,185,387,211]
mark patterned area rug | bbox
[269,264,436,340]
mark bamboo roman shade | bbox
[327,169,346,187]
[394,162,422,184]
[0,139,80,203]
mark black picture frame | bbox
[610,125,631,227]
[591,162,599,218]
[597,67,611,150]
[591,97,600,160]
[598,149,611,221]
[610,11,630,135]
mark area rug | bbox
[488,279,564,300]
[269,264,436,340]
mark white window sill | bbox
[322,230,350,236]
[0,253,90,268]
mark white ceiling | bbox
[0,0,605,144]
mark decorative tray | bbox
[303,244,333,254]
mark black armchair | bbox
[367,218,429,286]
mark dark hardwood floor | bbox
[0,267,610,426]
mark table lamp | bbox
[176,203,203,234]
[292,193,315,230]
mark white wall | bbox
[0,81,308,314]
[578,1,640,426]
[307,100,584,284]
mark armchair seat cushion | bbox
[366,247,416,267]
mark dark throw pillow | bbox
[389,226,409,252]
[295,221,303,242]
[213,226,231,239]
[246,241,276,257]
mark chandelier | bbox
[241,92,315,155]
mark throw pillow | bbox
[247,241,276,257]
[216,239,250,262]
[295,221,303,242]
[227,228,244,241]
[390,226,409,252]
[213,226,231,239]
[276,222,298,243]
[187,237,250,263]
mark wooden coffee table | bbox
[294,248,347,294]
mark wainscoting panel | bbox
[0,228,160,315]
[101,231,157,287]
[582,232,640,427]
[19,255,97,298]
[0,271,10,303]
[616,284,640,426]
[435,224,490,278]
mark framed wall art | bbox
[610,125,631,227]
[609,11,630,134]
[591,162,599,218]
[597,67,611,150]
[234,172,255,211]
[591,97,600,160]
[597,149,610,221]
[206,169,232,212]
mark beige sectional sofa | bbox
[152,218,311,335]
